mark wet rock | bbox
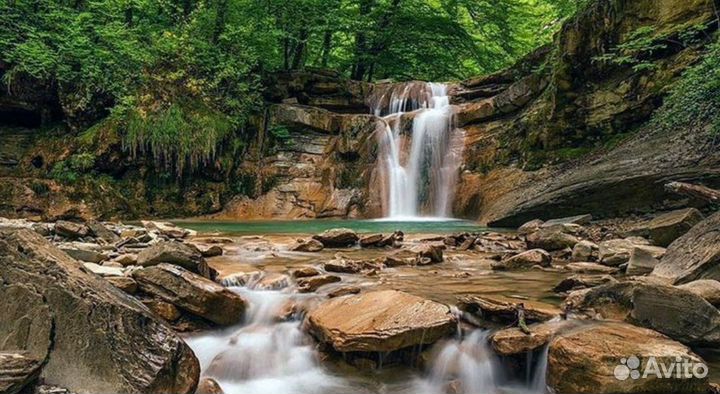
[564,280,720,346]
[571,240,598,262]
[490,320,580,356]
[525,227,579,251]
[291,266,320,278]
[553,274,616,293]
[196,244,223,257]
[86,221,119,243]
[547,322,709,394]
[324,258,380,274]
[312,228,359,248]
[492,249,551,270]
[630,208,704,247]
[598,238,650,266]
[142,299,181,322]
[0,351,42,394]
[53,220,89,239]
[359,233,384,247]
[458,295,561,324]
[413,244,444,263]
[137,241,214,279]
[141,220,192,239]
[626,245,666,276]
[457,236,477,251]
[196,378,224,394]
[564,262,619,274]
[381,255,413,267]
[328,286,362,298]
[292,239,324,252]
[82,262,124,277]
[305,290,456,352]
[255,273,291,290]
[297,274,341,293]
[652,211,720,284]
[105,276,138,294]
[676,280,720,308]
[0,229,199,394]
[132,263,246,326]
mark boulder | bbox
[492,249,551,270]
[547,322,709,394]
[630,208,704,247]
[412,244,444,263]
[359,233,384,247]
[676,279,720,307]
[196,378,224,394]
[132,264,246,326]
[105,276,138,294]
[312,228,359,247]
[571,240,598,262]
[0,229,199,394]
[142,299,181,322]
[82,262,124,277]
[292,239,324,252]
[324,258,381,274]
[626,245,666,276]
[86,221,119,243]
[137,241,214,279]
[598,238,650,266]
[59,243,108,263]
[196,244,223,257]
[255,273,291,290]
[53,220,89,239]
[458,295,561,324]
[490,320,580,356]
[525,227,579,251]
[518,219,544,235]
[652,211,720,284]
[564,262,619,274]
[305,290,456,352]
[553,274,616,293]
[0,351,42,394]
[328,286,362,298]
[296,274,341,293]
[141,221,191,239]
[291,266,320,278]
[563,281,720,346]
[113,254,137,266]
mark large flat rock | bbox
[132,264,246,326]
[0,352,42,394]
[0,229,199,394]
[548,322,709,394]
[652,211,720,284]
[305,290,456,352]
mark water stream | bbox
[371,83,464,219]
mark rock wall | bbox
[1,0,718,223]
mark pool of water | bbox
[175,219,497,236]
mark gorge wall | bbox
[1,0,718,223]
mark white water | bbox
[372,82,464,220]
[186,285,550,394]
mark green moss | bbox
[122,102,233,176]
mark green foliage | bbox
[651,38,720,137]
[593,27,667,72]
[123,103,233,175]
[50,153,96,183]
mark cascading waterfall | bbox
[372,82,464,219]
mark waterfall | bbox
[371,82,463,220]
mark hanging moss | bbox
[122,102,233,176]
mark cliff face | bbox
[1,0,718,223]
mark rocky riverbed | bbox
[1,209,719,394]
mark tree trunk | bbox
[291,29,309,70]
[321,30,333,67]
[665,182,720,204]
